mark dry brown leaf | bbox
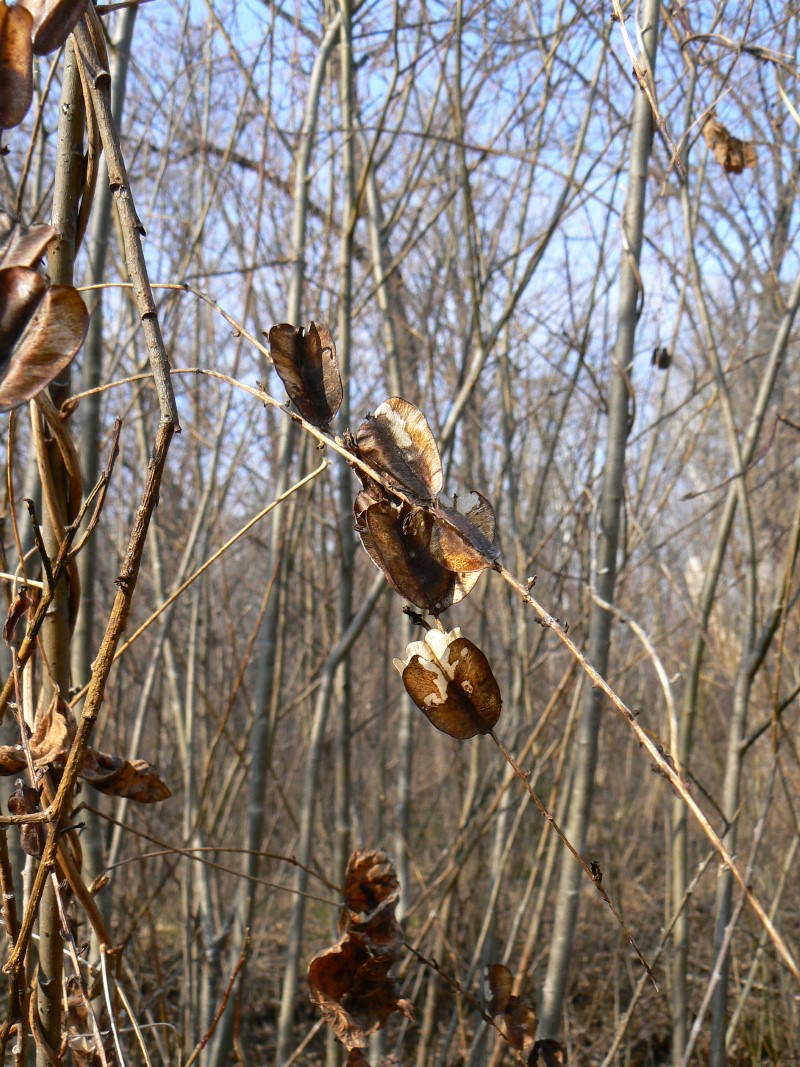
[0,3,33,129]
[0,279,89,412]
[394,628,502,739]
[345,1052,371,1067]
[308,933,412,1051]
[504,996,537,1053]
[529,1038,565,1065]
[29,691,75,765]
[19,0,89,55]
[702,117,757,174]
[355,397,442,503]
[8,780,43,857]
[0,212,54,268]
[268,321,342,427]
[0,266,48,360]
[343,849,401,921]
[342,849,403,958]
[485,963,513,1017]
[80,750,172,802]
[3,584,31,647]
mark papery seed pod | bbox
[394,628,502,739]
[0,9,34,130]
[18,0,89,56]
[0,275,88,412]
[404,493,499,575]
[268,321,342,427]
[355,496,453,612]
[0,211,53,268]
[354,397,442,504]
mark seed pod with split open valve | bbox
[354,397,442,504]
[267,321,342,428]
[394,628,502,739]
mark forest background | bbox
[0,0,799,1064]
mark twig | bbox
[183,934,249,1067]
[490,729,655,985]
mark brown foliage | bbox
[309,849,412,1052]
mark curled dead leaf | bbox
[8,780,43,857]
[503,996,537,1053]
[404,495,499,574]
[0,232,89,413]
[3,584,31,647]
[308,933,413,1051]
[342,849,403,958]
[354,397,442,504]
[0,3,34,129]
[80,750,171,802]
[702,116,756,174]
[268,321,342,427]
[394,628,502,739]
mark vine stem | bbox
[489,729,655,984]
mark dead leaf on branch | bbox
[354,397,443,504]
[309,849,411,1053]
[3,584,31,647]
[484,963,537,1053]
[485,963,513,1016]
[702,116,757,174]
[355,495,454,613]
[79,750,172,803]
[394,628,502,739]
[404,494,499,573]
[354,490,498,614]
[268,321,342,428]
[308,933,412,1050]
[342,849,403,958]
[0,211,54,267]
[0,695,171,802]
[8,780,43,857]
[504,997,537,1053]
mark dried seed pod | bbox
[404,493,499,574]
[18,0,89,55]
[485,963,513,1016]
[0,6,34,130]
[394,628,502,739]
[268,321,342,427]
[354,397,442,504]
[355,497,453,612]
[0,212,54,268]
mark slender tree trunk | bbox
[35,39,85,1061]
[72,2,138,934]
[538,0,661,1035]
